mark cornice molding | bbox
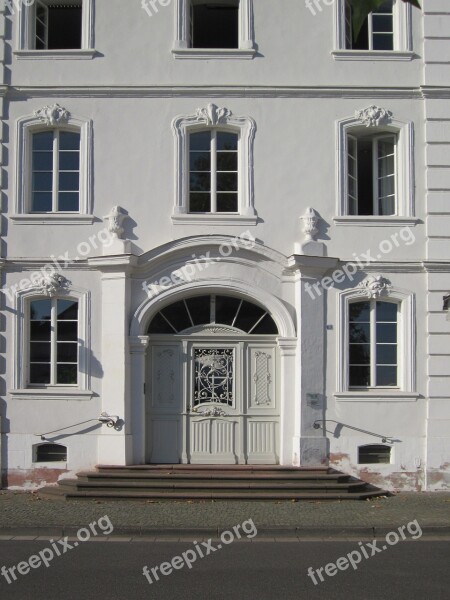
[4,86,424,100]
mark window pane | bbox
[57,321,78,341]
[59,151,80,171]
[59,132,80,151]
[352,17,369,50]
[47,6,82,50]
[33,132,53,151]
[349,344,371,364]
[30,300,52,320]
[349,366,370,387]
[373,34,394,51]
[57,364,77,384]
[185,296,211,326]
[217,193,238,213]
[192,3,239,49]
[59,172,79,191]
[376,322,397,343]
[376,366,397,386]
[217,132,238,151]
[190,132,211,151]
[372,15,393,33]
[57,343,78,362]
[234,301,266,333]
[58,192,79,212]
[376,344,397,365]
[30,321,51,342]
[217,151,238,171]
[357,138,374,215]
[349,302,370,322]
[57,300,78,320]
[33,152,53,170]
[190,193,211,213]
[190,172,211,192]
[32,192,53,212]
[377,302,397,322]
[215,296,242,326]
[251,313,279,335]
[217,172,237,192]
[147,312,175,334]
[160,301,191,333]
[30,342,51,362]
[33,172,53,191]
[349,322,370,344]
[30,364,51,384]
[190,152,210,172]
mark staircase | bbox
[39,465,386,500]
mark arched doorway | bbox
[146,294,280,464]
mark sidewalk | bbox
[0,490,449,539]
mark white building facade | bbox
[0,0,449,491]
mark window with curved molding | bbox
[35,443,67,463]
[358,444,391,464]
[147,295,278,335]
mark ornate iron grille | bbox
[193,348,234,406]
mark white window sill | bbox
[334,216,419,227]
[14,49,97,60]
[335,391,420,402]
[9,389,94,401]
[172,213,258,226]
[172,48,256,60]
[332,50,415,62]
[10,214,95,225]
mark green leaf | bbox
[350,0,421,41]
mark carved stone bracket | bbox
[357,275,392,299]
[301,207,320,242]
[34,104,70,127]
[355,105,392,127]
[35,273,71,297]
[196,103,232,126]
[103,205,129,239]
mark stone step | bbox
[76,471,350,482]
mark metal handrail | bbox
[313,419,394,444]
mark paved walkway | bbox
[0,490,449,538]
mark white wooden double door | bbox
[147,336,279,464]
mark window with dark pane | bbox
[345,0,394,51]
[147,295,278,335]
[189,130,238,214]
[376,301,397,386]
[34,1,83,50]
[191,0,239,49]
[36,443,67,462]
[349,301,371,388]
[358,444,391,464]
[31,130,80,213]
[29,298,78,386]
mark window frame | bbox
[9,287,92,397]
[16,0,95,59]
[12,109,93,224]
[335,112,416,226]
[173,0,256,59]
[333,0,413,61]
[172,104,257,225]
[336,286,416,399]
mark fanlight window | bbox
[147,295,278,335]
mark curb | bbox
[1,525,449,540]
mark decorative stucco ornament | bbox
[196,103,232,126]
[103,206,128,239]
[191,406,228,417]
[36,273,71,297]
[302,207,320,241]
[358,275,392,299]
[355,105,392,127]
[34,104,70,126]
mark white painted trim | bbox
[17,0,94,51]
[14,50,96,60]
[9,389,94,400]
[14,110,93,217]
[333,216,419,227]
[173,0,255,54]
[334,392,420,402]
[336,286,416,393]
[11,287,91,392]
[336,113,415,218]
[10,215,95,225]
[171,105,256,220]
[334,0,412,53]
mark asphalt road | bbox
[0,539,449,599]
